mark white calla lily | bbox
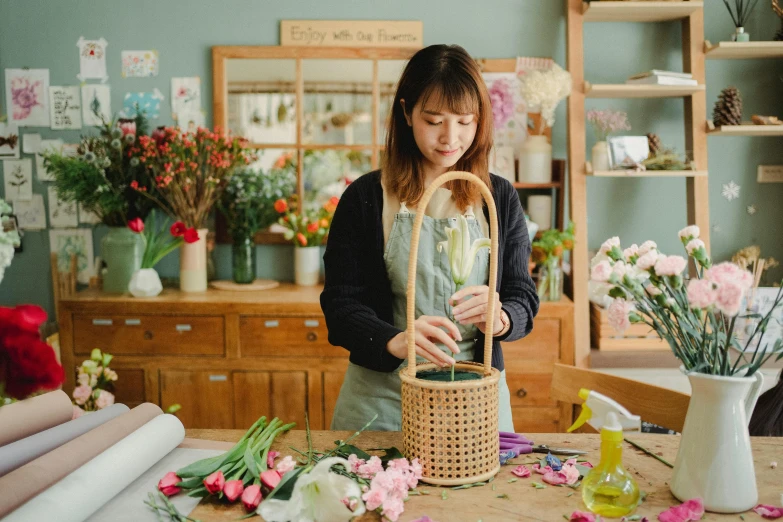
[257,457,366,522]
[437,214,491,288]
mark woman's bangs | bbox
[419,77,479,116]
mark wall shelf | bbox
[584,82,705,98]
[704,40,783,60]
[582,1,703,23]
[707,121,783,137]
[513,182,561,189]
[585,162,707,177]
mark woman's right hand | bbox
[386,316,462,367]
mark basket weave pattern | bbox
[400,171,501,486]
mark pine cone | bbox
[646,133,662,157]
[713,87,743,127]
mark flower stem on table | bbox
[624,438,673,468]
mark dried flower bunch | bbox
[517,63,572,135]
[586,110,631,142]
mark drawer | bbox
[73,315,225,356]
[502,318,560,361]
[506,372,557,407]
[511,406,561,434]
[240,316,346,357]
[113,368,145,407]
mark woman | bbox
[320,44,539,432]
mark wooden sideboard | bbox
[59,286,574,432]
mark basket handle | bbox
[406,171,499,378]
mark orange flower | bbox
[323,196,340,214]
[306,222,319,234]
[274,199,288,213]
[296,233,307,247]
[320,218,329,228]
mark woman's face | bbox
[402,95,478,176]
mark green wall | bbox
[1,0,781,318]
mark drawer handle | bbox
[516,388,528,398]
[92,319,113,326]
[209,374,228,382]
[304,319,320,328]
[125,319,141,326]
[175,324,192,332]
[264,320,279,328]
[144,331,153,340]
[306,332,318,342]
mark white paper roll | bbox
[4,414,185,522]
[527,195,552,231]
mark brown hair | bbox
[382,44,493,211]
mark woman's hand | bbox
[450,285,503,335]
[386,316,462,367]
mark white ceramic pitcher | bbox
[670,368,764,513]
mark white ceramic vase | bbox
[295,246,321,286]
[670,368,764,513]
[128,268,163,297]
[518,135,552,183]
[591,141,611,171]
[180,228,209,292]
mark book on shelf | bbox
[628,69,693,80]
[626,75,698,86]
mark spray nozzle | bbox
[566,388,641,433]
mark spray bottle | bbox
[568,388,642,518]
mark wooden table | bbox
[182,430,782,522]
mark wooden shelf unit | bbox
[582,1,703,23]
[704,40,783,60]
[585,162,707,177]
[566,0,710,369]
[584,82,705,98]
[706,122,783,137]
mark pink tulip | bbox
[223,479,244,502]
[241,484,262,510]
[158,472,182,497]
[203,470,225,494]
[260,469,282,490]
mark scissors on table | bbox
[499,432,588,464]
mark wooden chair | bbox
[50,253,78,325]
[551,363,691,433]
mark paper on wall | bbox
[49,86,82,130]
[3,158,33,201]
[36,139,64,181]
[12,194,46,230]
[175,110,206,132]
[81,84,111,126]
[47,186,78,228]
[171,77,201,116]
[77,37,109,83]
[122,89,164,119]
[5,69,51,127]
[0,123,21,159]
[21,133,41,155]
[78,204,101,225]
[482,72,528,158]
[121,50,159,78]
[48,228,94,284]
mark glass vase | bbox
[101,227,144,294]
[232,234,256,284]
[537,259,563,302]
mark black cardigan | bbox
[319,171,539,372]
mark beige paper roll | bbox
[527,195,552,231]
[0,402,162,517]
[0,390,73,447]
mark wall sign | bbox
[280,20,423,48]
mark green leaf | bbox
[496,493,510,499]
[532,482,547,489]
[441,490,449,500]
[265,466,306,502]
[333,443,372,461]
[508,478,518,483]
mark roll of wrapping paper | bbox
[4,414,185,522]
[0,403,130,477]
[0,402,162,517]
[0,390,73,447]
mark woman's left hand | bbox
[450,285,502,335]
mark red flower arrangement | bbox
[274,196,338,247]
[0,305,64,400]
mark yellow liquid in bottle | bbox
[581,438,640,518]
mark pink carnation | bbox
[590,260,613,282]
[357,455,384,479]
[95,390,114,409]
[685,238,705,255]
[362,486,387,511]
[380,496,405,522]
[658,498,705,522]
[678,225,700,241]
[599,236,620,255]
[654,255,687,277]
[347,454,365,474]
[704,262,753,291]
[73,385,92,406]
[638,240,657,256]
[686,279,717,309]
[637,250,659,270]
[512,465,531,477]
[275,455,296,475]
[623,244,639,261]
[753,504,783,519]
[715,281,744,316]
[570,511,597,522]
[611,261,628,280]
[72,405,85,419]
[532,463,553,475]
[607,298,633,334]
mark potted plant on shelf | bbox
[274,195,338,286]
[44,112,158,294]
[586,109,631,172]
[531,221,575,302]
[589,226,783,513]
[126,211,199,297]
[131,126,256,292]
[218,167,296,284]
[516,63,572,183]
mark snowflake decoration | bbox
[721,181,740,201]
[712,224,722,233]
[747,204,757,215]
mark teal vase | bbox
[101,227,143,293]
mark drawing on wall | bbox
[122,89,164,119]
[3,159,33,201]
[490,146,516,184]
[49,86,83,130]
[13,194,46,230]
[171,77,201,116]
[0,123,21,160]
[81,84,111,126]
[121,50,159,78]
[48,228,94,284]
[5,68,51,127]
[482,72,527,159]
[176,110,206,132]
[48,185,78,228]
[76,37,109,82]
[21,133,41,155]
[78,204,101,225]
[36,139,65,181]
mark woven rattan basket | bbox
[399,171,501,486]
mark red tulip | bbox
[203,470,225,494]
[127,217,144,233]
[273,199,288,213]
[170,221,187,237]
[183,228,199,244]
[223,479,244,502]
[306,222,319,234]
[157,472,182,497]
[241,484,262,510]
[296,232,307,247]
[260,469,282,490]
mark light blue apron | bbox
[331,202,514,432]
